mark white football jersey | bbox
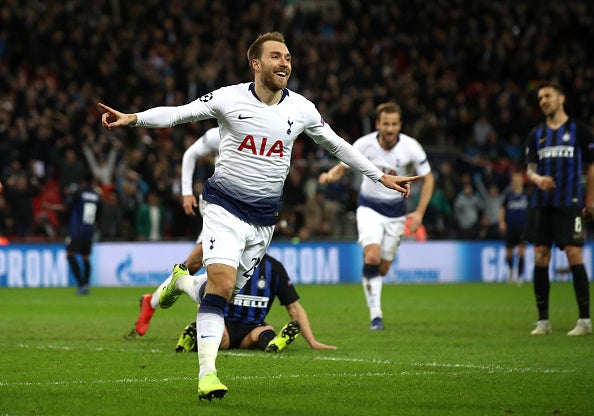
[348,132,431,217]
[136,82,383,225]
[181,127,220,196]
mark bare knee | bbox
[565,245,583,265]
[363,244,381,265]
[534,246,551,267]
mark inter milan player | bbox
[44,173,101,295]
[173,253,337,353]
[99,32,420,401]
[525,81,593,336]
[499,171,529,283]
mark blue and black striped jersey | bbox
[502,190,529,233]
[525,118,594,208]
[224,254,299,325]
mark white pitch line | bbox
[409,361,574,374]
[7,344,575,374]
[0,360,573,388]
[13,343,164,353]
[0,371,471,387]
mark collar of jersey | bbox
[249,82,289,104]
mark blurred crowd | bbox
[1,0,593,242]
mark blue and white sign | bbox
[0,240,592,288]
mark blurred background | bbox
[1,0,593,244]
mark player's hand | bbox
[534,175,556,191]
[98,103,137,129]
[583,206,594,222]
[309,340,338,350]
[318,172,332,185]
[182,195,198,216]
[379,174,422,199]
[406,211,423,233]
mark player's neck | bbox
[546,111,568,129]
[253,81,283,105]
[378,135,397,150]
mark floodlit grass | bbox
[0,282,592,415]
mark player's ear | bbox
[251,59,260,71]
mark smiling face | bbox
[253,40,292,92]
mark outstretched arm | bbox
[378,174,420,199]
[310,126,420,196]
[319,163,350,185]
[285,301,337,350]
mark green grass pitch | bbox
[0,282,592,415]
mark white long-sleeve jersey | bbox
[345,131,431,218]
[136,82,383,225]
[181,127,220,196]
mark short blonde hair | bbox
[375,102,402,118]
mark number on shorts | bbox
[242,257,261,278]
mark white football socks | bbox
[150,275,171,309]
[362,276,383,320]
[196,311,224,378]
[150,271,208,309]
[180,273,207,304]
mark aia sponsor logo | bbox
[237,135,284,157]
[380,167,397,176]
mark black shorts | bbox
[65,236,92,255]
[225,321,263,349]
[505,230,526,248]
[525,207,585,248]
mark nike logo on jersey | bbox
[238,114,253,120]
[200,335,215,339]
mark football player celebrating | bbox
[319,102,434,331]
[99,31,420,401]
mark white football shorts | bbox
[201,200,274,294]
[195,194,207,244]
[356,206,406,261]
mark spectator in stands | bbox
[3,172,40,238]
[3,1,594,240]
[453,179,484,240]
[98,191,123,240]
[82,136,121,193]
[135,191,165,241]
[474,173,507,240]
[58,148,86,194]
